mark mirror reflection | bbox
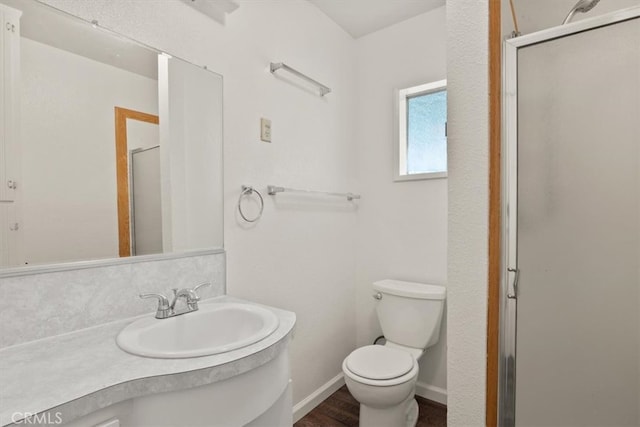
[0,0,224,269]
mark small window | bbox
[395,80,447,181]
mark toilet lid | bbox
[346,345,414,380]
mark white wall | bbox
[354,7,448,401]
[220,2,357,407]
[40,0,358,408]
[127,121,158,151]
[446,0,489,425]
[20,37,157,265]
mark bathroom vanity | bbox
[0,296,295,426]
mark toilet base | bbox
[406,398,418,427]
[359,395,418,427]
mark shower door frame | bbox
[498,7,640,426]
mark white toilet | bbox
[342,279,446,427]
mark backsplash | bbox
[0,252,226,348]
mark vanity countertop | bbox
[0,296,296,426]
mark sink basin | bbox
[116,302,279,358]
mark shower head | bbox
[562,0,601,24]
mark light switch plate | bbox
[260,118,272,143]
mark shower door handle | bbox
[507,267,519,300]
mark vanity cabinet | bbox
[0,3,21,267]
[57,345,292,427]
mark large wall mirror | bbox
[0,0,223,271]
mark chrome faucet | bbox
[140,283,211,319]
[170,287,199,311]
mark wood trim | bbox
[114,107,159,258]
[487,0,502,426]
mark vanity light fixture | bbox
[178,0,239,25]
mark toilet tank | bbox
[373,280,446,350]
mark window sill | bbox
[394,172,448,182]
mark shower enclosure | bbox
[129,145,163,256]
[500,8,640,426]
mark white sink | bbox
[116,302,279,358]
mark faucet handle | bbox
[139,293,170,308]
[140,293,171,319]
[192,282,211,298]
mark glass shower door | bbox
[130,146,163,256]
[512,16,640,427]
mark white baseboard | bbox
[292,373,345,423]
[415,381,447,405]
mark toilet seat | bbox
[343,345,418,387]
[346,345,414,380]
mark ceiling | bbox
[308,0,445,39]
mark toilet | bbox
[342,279,446,427]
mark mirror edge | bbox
[0,247,225,278]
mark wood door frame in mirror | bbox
[114,107,159,257]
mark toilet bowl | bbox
[342,345,420,427]
[342,279,446,427]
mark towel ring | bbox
[238,186,264,223]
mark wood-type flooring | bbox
[294,385,446,427]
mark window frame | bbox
[394,79,448,182]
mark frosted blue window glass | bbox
[407,90,447,174]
